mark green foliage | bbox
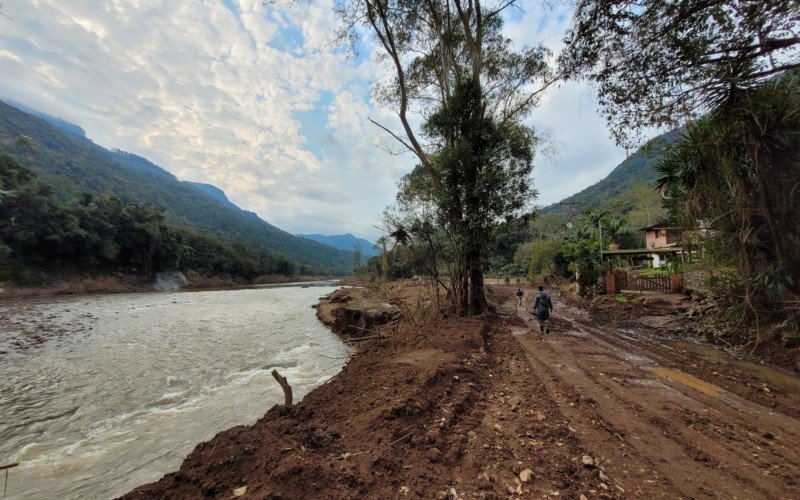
[657,72,800,339]
[0,100,353,274]
[562,238,601,296]
[562,0,799,146]
[521,239,564,278]
[0,154,298,284]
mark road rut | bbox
[509,289,800,498]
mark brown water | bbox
[670,339,800,395]
[0,284,350,499]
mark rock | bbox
[598,469,610,483]
[232,486,248,497]
[494,423,503,431]
[519,469,534,483]
[581,455,595,467]
[580,495,589,500]
[435,491,448,499]
[153,271,188,292]
[477,472,492,490]
[427,447,443,463]
[536,412,546,421]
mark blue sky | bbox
[0,0,628,242]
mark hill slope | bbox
[0,99,354,274]
[295,233,379,258]
[542,129,680,221]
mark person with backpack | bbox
[515,288,524,307]
[533,285,553,333]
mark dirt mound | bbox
[315,287,401,338]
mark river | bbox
[0,283,350,499]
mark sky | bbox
[0,0,627,242]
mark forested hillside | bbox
[0,100,354,274]
[541,129,680,228]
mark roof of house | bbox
[639,224,683,232]
[603,247,682,255]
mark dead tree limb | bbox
[271,369,293,407]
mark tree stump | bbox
[271,369,293,406]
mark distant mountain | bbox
[0,99,354,274]
[4,99,87,139]
[542,129,680,220]
[185,181,263,223]
[295,233,380,258]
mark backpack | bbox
[538,293,551,309]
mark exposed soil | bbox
[123,283,800,499]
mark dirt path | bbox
[508,287,800,498]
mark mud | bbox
[124,282,800,499]
[315,287,400,338]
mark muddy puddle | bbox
[0,284,350,499]
[670,339,800,394]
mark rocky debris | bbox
[581,455,595,468]
[153,271,188,292]
[427,447,443,463]
[519,469,533,483]
[686,295,718,320]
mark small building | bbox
[641,224,682,250]
[602,224,685,269]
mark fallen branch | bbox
[389,432,414,445]
[271,369,293,407]
[347,334,385,342]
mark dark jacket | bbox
[533,291,553,313]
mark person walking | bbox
[515,288,524,307]
[532,285,553,333]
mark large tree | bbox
[561,0,800,145]
[336,0,555,314]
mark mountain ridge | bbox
[0,99,354,274]
[541,129,680,221]
[295,233,379,258]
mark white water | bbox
[0,284,350,499]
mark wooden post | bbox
[670,274,683,294]
[2,462,18,499]
[271,369,293,406]
[605,272,616,295]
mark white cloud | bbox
[0,0,628,242]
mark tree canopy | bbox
[561,0,800,145]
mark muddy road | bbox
[509,287,800,498]
[125,283,799,499]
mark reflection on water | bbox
[670,339,800,394]
[0,285,349,499]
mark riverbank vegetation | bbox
[0,153,302,287]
